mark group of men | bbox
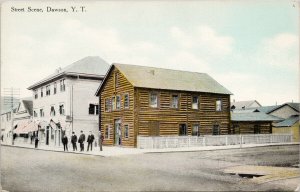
[62,130,103,152]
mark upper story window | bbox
[53,82,57,94]
[105,98,112,112]
[171,94,179,108]
[50,106,56,116]
[112,97,116,110]
[60,79,65,92]
[115,72,119,88]
[124,93,129,109]
[33,110,38,117]
[34,90,38,99]
[40,109,44,117]
[40,87,44,98]
[192,96,199,109]
[46,85,51,96]
[116,95,121,110]
[216,99,222,111]
[89,104,99,115]
[59,104,65,115]
[150,93,158,108]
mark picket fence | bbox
[137,134,293,149]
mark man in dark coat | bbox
[87,131,95,151]
[62,135,68,151]
[71,132,77,151]
[34,135,39,149]
[78,130,85,152]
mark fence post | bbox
[225,136,228,146]
[188,136,191,147]
[166,137,168,148]
[203,137,206,146]
[240,135,242,148]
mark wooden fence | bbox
[137,134,293,149]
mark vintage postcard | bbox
[0,1,299,191]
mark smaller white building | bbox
[27,56,110,147]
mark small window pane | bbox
[171,95,179,108]
[150,93,158,108]
[124,94,129,109]
[216,100,222,111]
[192,96,198,109]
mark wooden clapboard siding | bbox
[231,122,272,134]
[135,88,230,138]
[100,66,135,147]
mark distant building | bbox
[231,100,261,110]
[273,115,299,142]
[96,64,232,147]
[27,56,110,147]
[231,111,283,134]
[256,103,299,119]
[0,98,33,143]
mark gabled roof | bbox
[22,100,33,116]
[96,64,232,95]
[231,112,283,122]
[28,56,110,90]
[254,103,300,114]
[231,100,261,110]
[274,115,299,127]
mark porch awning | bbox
[14,119,32,134]
[23,121,39,133]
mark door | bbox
[46,126,49,145]
[114,119,122,146]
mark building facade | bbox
[27,56,110,146]
[96,64,232,147]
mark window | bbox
[105,125,110,139]
[34,110,38,117]
[89,104,99,115]
[192,125,199,136]
[50,106,56,116]
[254,125,260,134]
[40,87,44,98]
[46,85,51,96]
[171,95,179,108]
[150,93,158,108]
[40,109,44,117]
[60,79,65,92]
[34,90,38,99]
[59,104,65,115]
[112,97,116,110]
[192,96,199,109]
[124,93,129,109]
[179,124,187,136]
[213,124,220,135]
[53,82,57,94]
[124,125,129,138]
[115,72,119,88]
[105,98,112,112]
[216,99,222,111]
[116,95,121,110]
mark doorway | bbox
[114,119,122,146]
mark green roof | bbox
[231,112,283,122]
[274,115,299,127]
[114,64,232,95]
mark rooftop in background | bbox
[252,102,300,114]
[96,63,232,95]
[28,56,110,90]
[231,100,262,110]
[231,112,283,122]
[274,115,299,127]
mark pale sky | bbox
[1,0,299,106]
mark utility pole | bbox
[3,88,20,145]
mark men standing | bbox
[71,132,77,151]
[78,130,85,152]
[87,131,95,151]
[62,135,68,151]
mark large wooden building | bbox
[95,64,232,147]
